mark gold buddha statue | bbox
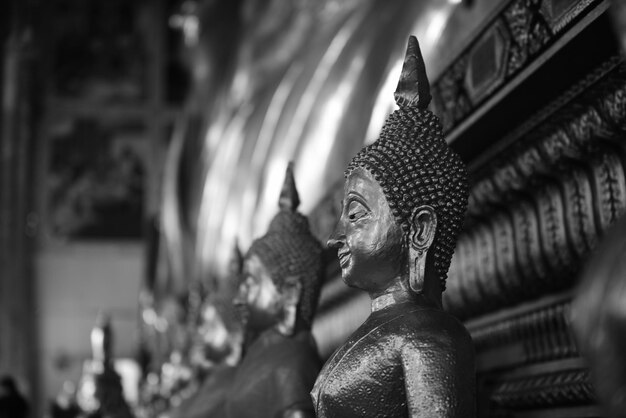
[311,36,476,417]
[225,163,324,418]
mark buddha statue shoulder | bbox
[311,36,476,418]
[226,163,324,418]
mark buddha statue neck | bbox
[371,290,410,312]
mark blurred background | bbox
[2,0,626,417]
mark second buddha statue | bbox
[226,163,324,418]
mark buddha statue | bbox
[170,244,245,418]
[225,163,324,418]
[76,314,133,418]
[311,36,475,417]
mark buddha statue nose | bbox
[327,224,346,249]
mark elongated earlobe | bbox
[408,206,437,294]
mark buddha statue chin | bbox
[225,163,323,418]
[311,36,476,418]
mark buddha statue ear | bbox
[276,275,301,336]
[408,206,437,294]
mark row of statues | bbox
[72,35,475,418]
[162,35,475,418]
[52,27,626,418]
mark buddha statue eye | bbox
[347,201,368,222]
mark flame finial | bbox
[394,36,431,109]
[278,162,300,211]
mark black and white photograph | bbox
[1,1,626,417]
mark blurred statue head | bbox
[235,163,323,336]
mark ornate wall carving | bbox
[445,57,626,319]
[465,296,597,414]
[430,0,602,132]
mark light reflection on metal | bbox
[424,8,452,45]
[364,60,401,145]
[165,0,462,287]
[162,119,187,288]
[295,52,367,212]
[255,6,370,223]
[238,64,301,249]
[169,1,201,46]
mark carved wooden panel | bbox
[446,57,626,319]
[430,0,603,132]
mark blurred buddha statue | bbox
[76,314,133,418]
[154,296,195,411]
[189,244,244,373]
[570,7,626,417]
[571,215,626,418]
[311,36,475,417]
[225,163,324,418]
[170,244,245,418]
[51,381,80,418]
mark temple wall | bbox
[35,243,142,409]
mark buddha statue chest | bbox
[227,329,322,418]
[312,301,475,417]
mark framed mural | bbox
[48,0,147,103]
[45,117,147,240]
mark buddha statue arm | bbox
[401,341,466,418]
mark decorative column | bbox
[0,0,39,409]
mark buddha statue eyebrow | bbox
[346,192,370,210]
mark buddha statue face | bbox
[326,35,468,302]
[233,163,322,337]
[328,167,407,296]
[234,253,286,333]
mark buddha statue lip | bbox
[337,249,350,268]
